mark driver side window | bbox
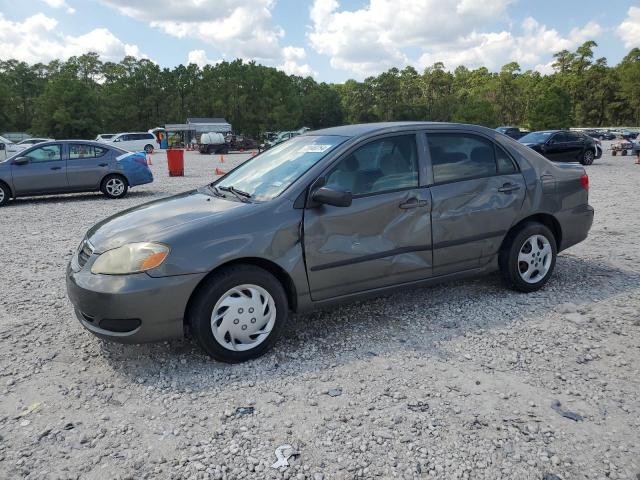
[24,145,62,162]
[325,135,418,196]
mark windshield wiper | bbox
[219,185,252,202]
[207,185,226,198]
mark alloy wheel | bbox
[0,187,5,204]
[517,234,553,284]
[210,284,276,351]
[106,178,125,197]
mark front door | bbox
[303,134,432,301]
[426,132,526,275]
[11,144,67,194]
[66,143,112,190]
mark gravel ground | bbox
[1,146,639,480]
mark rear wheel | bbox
[499,222,557,292]
[581,149,594,165]
[0,182,10,207]
[101,174,129,199]
[144,144,154,154]
[188,265,288,363]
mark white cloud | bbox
[41,0,75,14]
[0,13,146,63]
[278,46,316,77]
[308,0,603,78]
[101,0,285,62]
[417,17,603,72]
[617,6,640,49]
[187,49,221,67]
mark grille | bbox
[77,241,94,268]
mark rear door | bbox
[11,143,68,194]
[303,133,433,301]
[66,143,112,190]
[426,131,526,275]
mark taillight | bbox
[580,174,589,190]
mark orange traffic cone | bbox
[147,154,153,166]
[220,154,224,163]
[215,167,226,176]
[251,150,257,156]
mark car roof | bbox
[306,121,495,138]
[114,132,153,135]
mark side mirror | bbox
[13,156,29,165]
[312,185,352,208]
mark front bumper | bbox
[66,263,206,344]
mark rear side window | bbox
[69,144,108,159]
[428,133,497,183]
[496,145,517,174]
[326,134,418,196]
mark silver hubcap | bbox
[0,187,5,203]
[585,151,594,161]
[518,234,553,284]
[106,178,124,196]
[211,284,276,351]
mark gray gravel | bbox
[1,146,639,479]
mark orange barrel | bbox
[167,149,184,177]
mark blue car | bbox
[0,140,153,206]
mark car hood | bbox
[86,189,251,252]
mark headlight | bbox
[91,242,170,275]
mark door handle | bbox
[50,166,62,170]
[98,163,108,167]
[498,183,521,193]
[399,198,428,209]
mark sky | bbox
[0,0,639,82]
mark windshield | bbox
[215,135,348,201]
[519,131,553,143]
[275,132,289,141]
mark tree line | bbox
[0,41,638,140]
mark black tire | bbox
[188,265,289,363]
[144,144,154,154]
[499,222,557,293]
[612,150,617,156]
[207,144,215,155]
[581,149,594,165]
[100,174,129,199]
[622,150,627,156]
[0,182,10,207]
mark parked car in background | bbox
[263,130,300,149]
[519,130,598,165]
[66,122,593,362]
[95,134,116,142]
[6,137,54,156]
[621,130,639,140]
[496,126,527,140]
[109,132,158,153]
[1,132,31,143]
[0,135,12,161]
[0,140,153,206]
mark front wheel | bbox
[581,149,594,165]
[101,174,129,199]
[499,222,557,293]
[188,265,289,362]
[0,182,10,207]
[144,144,154,154]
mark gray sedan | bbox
[67,122,594,363]
[0,140,153,206]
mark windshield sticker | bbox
[298,144,332,153]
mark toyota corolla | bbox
[67,122,594,362]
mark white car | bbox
[6,138,54,155]
[95,134,117,142]
[109,132,158,153]
[0,135,12,161]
